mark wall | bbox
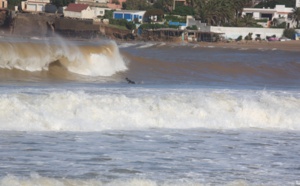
[82,7,94,19]
[64,11,81,19]
[209,26,285,40]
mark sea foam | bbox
[0,88,299,132]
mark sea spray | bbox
[0,37,127,76]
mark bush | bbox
[165,15,186,23]
[283,28,296,39]
[186,25,198,30]
[172,5,194,16]
[140,23,168,29]
[109,19,136,30]
[236,35,242,41]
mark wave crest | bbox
[0,89,299,131]
[0,37,127,76]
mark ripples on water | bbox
[0,129,300,185]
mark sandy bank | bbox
[196,40,300,52]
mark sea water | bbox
[0,37,299,185]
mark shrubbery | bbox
[186,25,198,30]
[164,15,186,23]
[283,28,296,39]
[109,19,136,30]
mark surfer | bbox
[125,77,135,84]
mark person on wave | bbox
[125,77,135,84]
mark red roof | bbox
[65,3,89,12]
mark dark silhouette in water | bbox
[126,77,135,84]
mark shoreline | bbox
[1,32,299,52]
[195,40,300,52]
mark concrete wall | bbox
[92,7,110,17]
[64,11,81,19]
[210,26,285,40]
[82,8,94,19]
[64,7,94,19]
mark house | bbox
[113,10,146,23]
[21,0,50,12]
[0,0,7,9]
[92,7,111,17]
[242,5,294,28]
[64,3,95,19]
[297,0,300,7]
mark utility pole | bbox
[173,0,175,10]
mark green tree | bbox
[51,0,75,8]
[291,7,300,28]
[173,5,195,16]
[7,0,23,10]
[153,0,173,13]
[254,0,296,8]
[238,14,258,27]
[283,28,296,39]
[231,0,252,25]
[200,0,234,26]
[124,0,148,10]
[144,9,164,22]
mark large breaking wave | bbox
[0,88,299,131]
[0,37,127,76]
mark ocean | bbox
[0,36,299,186]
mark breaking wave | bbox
[0,174,257,186]
[0,37,127,76]
[0,88,299,132]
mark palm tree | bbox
[291,7,300,28]
[231,0,252,25]
[200,0,234,26]
[239,14,257,27]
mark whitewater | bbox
[0,37,299,186]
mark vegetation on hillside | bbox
[254,0,296,8]
[51,0,75,8]
[5,0,300,31]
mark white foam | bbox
[0,89,299,132]
[137,43,156,49]
[0,174,252,186]
[118,42,138,48]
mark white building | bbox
[243,5,293,21]
[21,0,50,12]
[113,10,146,23]
[92,7,111,17]
[0,0,7,9]
[64,3,94,19]
[297,0,300,8]
[242,5,295,28]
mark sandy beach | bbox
[197,40,300,52]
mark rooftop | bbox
[65,3,89,12]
